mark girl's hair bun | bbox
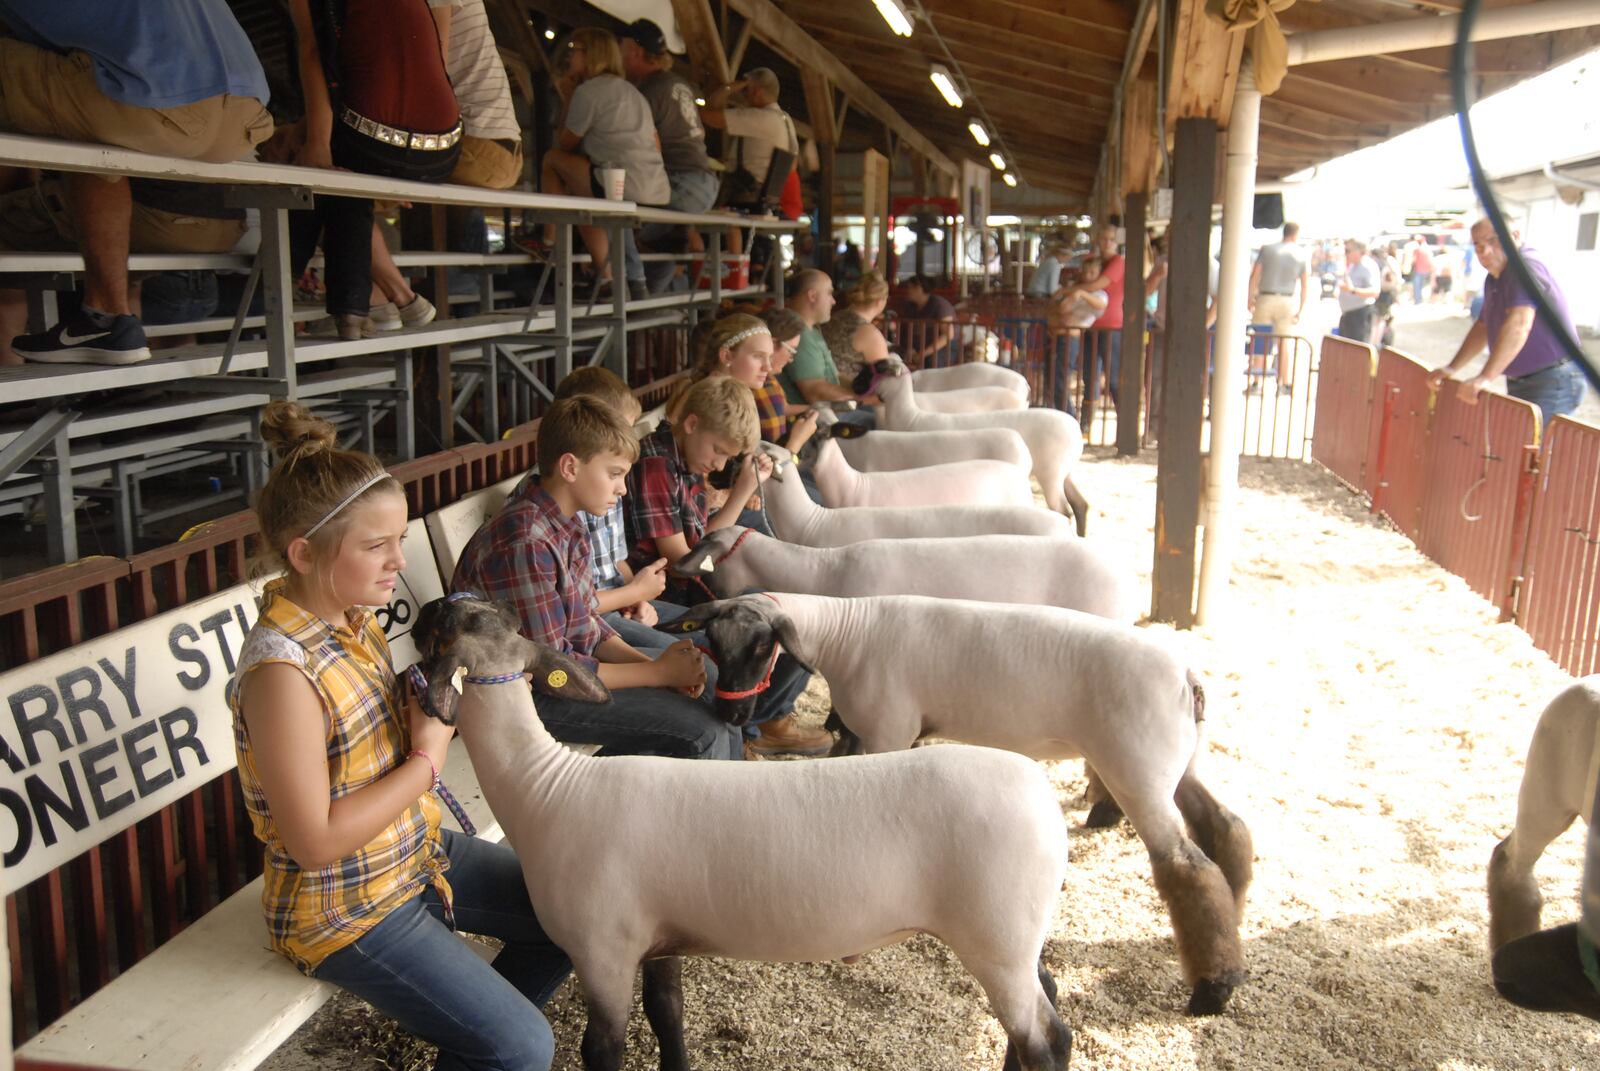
[259,400,337,461]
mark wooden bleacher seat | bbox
[424,473,523,583]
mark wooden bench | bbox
[9,503,591,1070]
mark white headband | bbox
[722,325,770,350]
[304,471,393,538]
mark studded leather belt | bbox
[341,107,463,151]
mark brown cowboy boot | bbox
[747,714,834,757]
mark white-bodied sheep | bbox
[760,449,1076,545]
[414,594,1073,1071]
[912,362,1031,400]
[816,409,1033,473]
[900,384,1028,414]
[1488,678,1600,953]
[873,361,1090,534]
[803,434,1035,510]
[670,592,1253,1016]
[676,526,1134,622]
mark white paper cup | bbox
[599,167,627,201]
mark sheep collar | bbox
[710,640,783,701]
[714,528,757,565]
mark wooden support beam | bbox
[1151,118,1217,628]
[725,0,957,176]
[671,0,732,89]
[1116,191,1147,458]
[800,70,835,146]
[1166,0,1245,129]
[727,18,756,73]
[1121,72,1159,197]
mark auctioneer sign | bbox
[0,518,445,893]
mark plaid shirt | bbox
[582,500,628,590]
[231,580,449,974]
[625,423,707,573]
[752,380,788,444]
[451,479,616,670]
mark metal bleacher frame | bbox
[0,131,796,568]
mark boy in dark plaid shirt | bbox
[452,395,741,760]
[623,376,830,756]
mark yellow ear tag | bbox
[450,666,467,694]
[547,669,568,689]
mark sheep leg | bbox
[576,958,637,1071]
[825,708,860,757]
[1488,733,1586,952]
[1082,764,1125,829]
[1174,771,1254,917]
[641,957,690,1071]
[1148,837,1248,1016]
[965,956,1072,1071]
[1060,474,1089,537]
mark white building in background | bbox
[1483,152,1600,335]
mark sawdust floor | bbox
[263,448,1598,1071]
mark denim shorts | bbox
[1508,359,1585,429]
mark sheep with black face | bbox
[413,593,1075,1071]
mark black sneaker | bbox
[14,312,151,365]
[627,280,649,302]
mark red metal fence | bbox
[1311,337,1376,490]
[1518,417,1600,676]
[1417,390,1541,614]
[1363,348,1434,544]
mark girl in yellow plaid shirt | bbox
[231,401,570,1070]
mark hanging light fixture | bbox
[1002,173,1018,187]
[968,121,990,147]
[871,0,914,37]
[988,151,1006,171]
[929,63,963,108]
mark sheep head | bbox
[669,526,744,589]
[412,592,610,723]
[656,594,812,727]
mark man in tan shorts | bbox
[1247,221,1312,393]
[0,2,272,365]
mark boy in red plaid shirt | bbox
[624,376,830,756]
[453,395,742,760]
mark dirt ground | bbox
[263,448,1600,1071]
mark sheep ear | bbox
[524,642,611,704]
[415,656,465,726]
[670,542,717,579]
[772,614,815,675]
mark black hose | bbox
[1452,0,1598,393]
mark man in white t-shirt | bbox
[701,67,797,200]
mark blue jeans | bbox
[313,829,570,1071]
[140,271,219,325]
[1051,334,1080,414]
[639,169,720,294]
[1509,359,1585,428]
[602,600,688,652]
[535,654,744,759]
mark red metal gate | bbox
[1417,389,1541,614]
[1364,348,1434,543]
[1311,336,1376,490]
[1518,416,1600,676]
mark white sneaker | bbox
[363,295,436,337]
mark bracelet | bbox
[407,749,441,792]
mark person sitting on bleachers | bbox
[284,0,462,340]
[618,19,719,295]
[535,28,669,302]
[819,271,892,391]
[0,0,272,365]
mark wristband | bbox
[407,749,440,791]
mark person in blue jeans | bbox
[1428,218,1586,429]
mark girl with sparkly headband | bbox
[669,311,819,454]
[230,401,570,1070]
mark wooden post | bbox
[1150,117,1217,628]
[1116,191,1147,457]
[801,69,836,275]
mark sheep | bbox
[896,383,1027,414]
[412,593,1074,1071]
[675,526,1135,622]
[912,361,1031,401]
[1488,678,1600,955]
[815,408,1034,473]
[872,360,1091,535]
[667,592,1254,1016]
[758,447,1077,545]
[802,432,1035,510]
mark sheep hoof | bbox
[1084,799,1125,829]
[1186,973,1246,1016]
